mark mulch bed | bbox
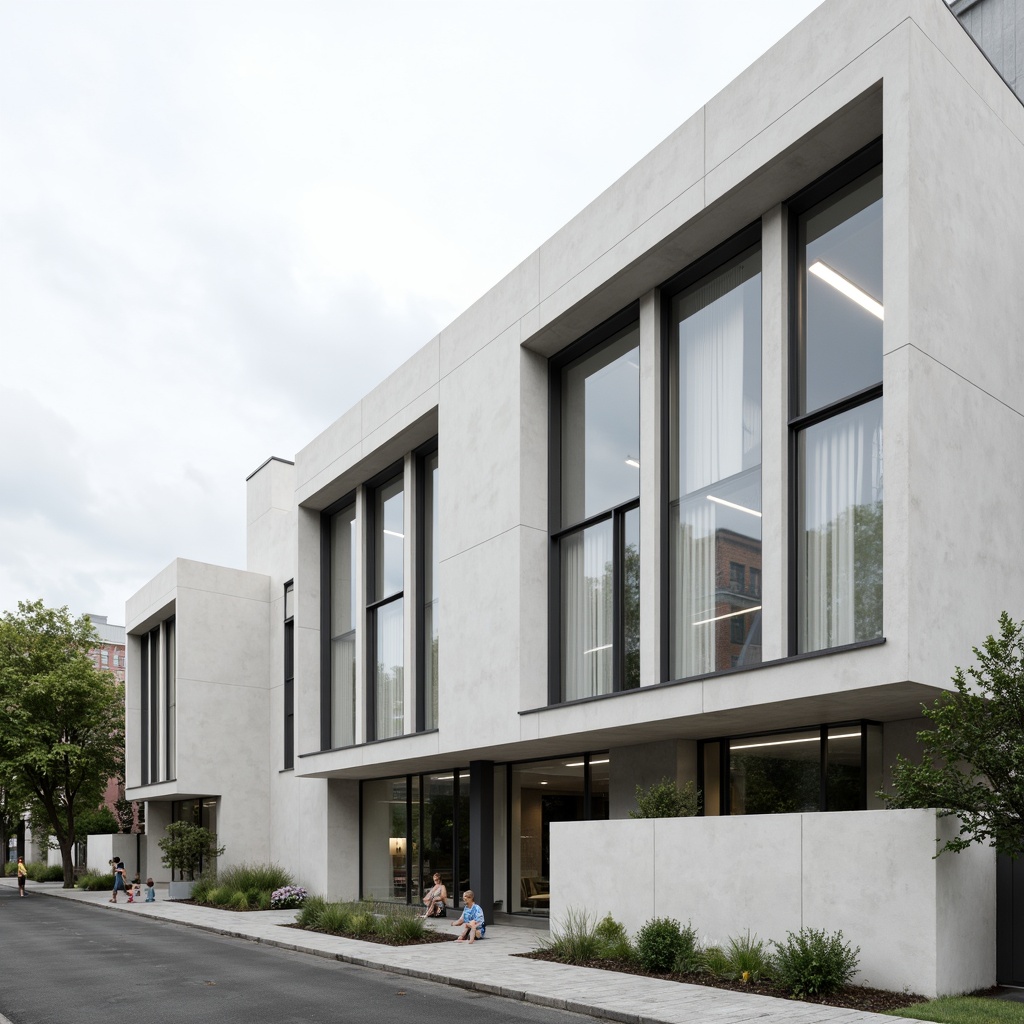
[518,949,928,1014]
[284,923,453,945]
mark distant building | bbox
[86,613,126,682]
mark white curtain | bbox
[679,271,749,493]
[672,265,755,678]
[375,600,405,739]
[671,498,716,678]
[801,402,883,650]
[562,524,613,701]
[332,633,356,747]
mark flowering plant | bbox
[271,885,308,909]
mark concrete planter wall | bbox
[550,808,995,998]
[168,880,195,900]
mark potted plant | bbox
[157,821,225,899]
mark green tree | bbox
[629,777,701,818]
[887,612,1024,858]
[0,771,32,866]
[158,821,225,880]
[0,600,126,887]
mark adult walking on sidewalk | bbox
[17,856,27,896]
[109,857,127,903]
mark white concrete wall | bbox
[86,834,146,878]
[550,809,996,998]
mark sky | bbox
[0,0,824,626]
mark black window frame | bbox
[414,438,440,733]
[548,302,641,705]
[283,580,295,770]
[320,490,357,752]
[786,138,884,657]
[366,460,406,742]
[697,719,881,815]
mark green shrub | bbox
[296,895,327,929]
[770,928,860,998]
[594,914,633,961]
[391,913,427,941]
[228,891,251,911]
[629,778,700,818]
[23,862,64,882]
[634,917,687,973]
[190,876,215,903]
[721,931,770,983]
[77,873,115,891]
[218,862,292,893]
[700,944,730,977]
[347,911,375,937]
[317,902,352,934]
[4,862,17,877]
[670,922,703,973]
[542,907,602,964]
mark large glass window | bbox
[553,318,640,702]
[700,723,881,815]
[138,618,174,786]
[668,243,762,678]
[509,753,610,915]
[371,473,405,739]
[361,776,408,901]
[421,450,439,731]
[283,582,294,769]
[794,157,883,653]
[328,503,357,748]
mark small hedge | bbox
[76,872,116,891]
[541,908,862,1001]
[297,898,436,944]
[191,862,293,911]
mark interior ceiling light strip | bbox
[731,731,860,751]
[693,605,761,627]
[809,260,884,320]
[707,494,761,517]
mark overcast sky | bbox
[0,0,824,626]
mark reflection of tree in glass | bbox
[733,754,819,814]
[623,543,640,688]
[804,499,883,643]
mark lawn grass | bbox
[887,996,1024,1022]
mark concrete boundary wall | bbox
[550,809,995,997]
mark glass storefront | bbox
[700,722,882,815]
[360,753,609,915]
[509,753,609,915]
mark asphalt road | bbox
[0,887,591,1024]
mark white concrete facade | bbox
[125,0,1024,993]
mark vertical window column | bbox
[283,582,294,769]
[792,151,883,654]
[327,501,357,749]
[369,470,405,740]
[666,238,763,679]
[419,448,439,731]
[552,313,641,703]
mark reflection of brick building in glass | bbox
[714,530,762,669]
[86,614,136,826]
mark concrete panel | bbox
[438,324,522,559]
[551,819,655,935]
[439,252,537,378]
[552,810,995,998]
[905,347,1024,686]
[537,111,704,304]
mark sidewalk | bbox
[1,878,922,1024]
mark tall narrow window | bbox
[553,313,640,702]
[164,617,175,780]
[283,582,295,769]
[370,472,405,739]
[137,618,174,785]
[420,449,439,731]
[667,240,762,679]
[328,503,357,748]
[793,153,883,653]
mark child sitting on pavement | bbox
[450,890,485,942]
[144,877,156,902]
